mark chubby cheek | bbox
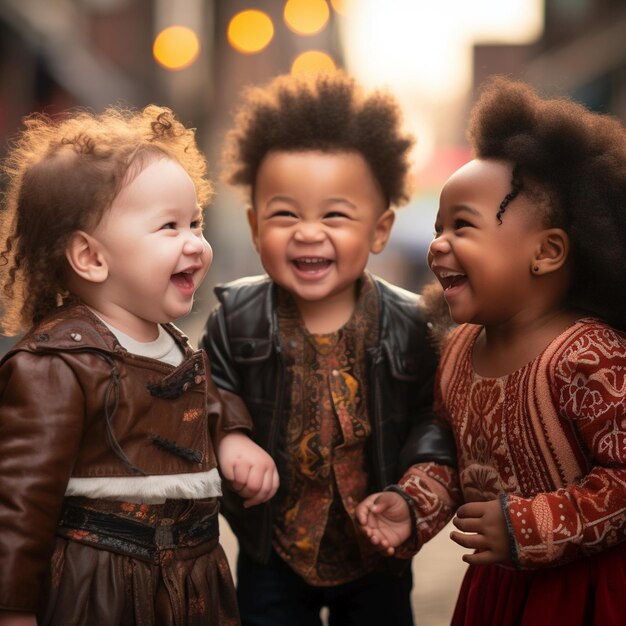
[202,240,214,268]
[259,248,284,277]
[195,240,213,283]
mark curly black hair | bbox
[222,71,415,208]
[467,75,626,331]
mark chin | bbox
[448,308,473,325]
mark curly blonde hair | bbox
[0,105,212,335]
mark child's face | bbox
[248,150,393,313]
[428,159,545,326]
[88,157,212,338]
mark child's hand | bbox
[449,499,511,565]
[0,611,37,626]
[355,491,412,556]
[217,431,279,508]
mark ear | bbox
[371,209,395,255]
[246,207,260,253]
[65,231,109,283]
[531,228,569,275]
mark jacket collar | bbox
[5,300,193,359]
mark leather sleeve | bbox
[399,418,457,472]
[0,351,85,611]
[398,318,457,473]
[200,305,241,394]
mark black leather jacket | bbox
[200,274,456,563]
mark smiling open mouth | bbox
[292,257,332,272]
[171,272,194,290]
[440,272,467,290]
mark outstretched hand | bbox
[217,431,279,508]
[355,491,412,556]
[449,499,511,566]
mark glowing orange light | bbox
[291,50,336,76]
[284,0,330,36]
[153,26,200,71]
[228,10,274,54]
[330,0,349,16]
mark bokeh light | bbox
[330,0,349,16]
[291,50,336,75]
[284,0,330,36]
[153,26,200,71]
[227,10,274,54]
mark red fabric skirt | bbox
[452,542,626,626]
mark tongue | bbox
[447,275,467,290]
[171,273,193,288]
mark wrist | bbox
[384,484,418,548]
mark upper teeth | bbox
[439,270,463,279]
[298,258,325,263]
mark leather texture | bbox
[0,301,250,611]
[200,273,457,564]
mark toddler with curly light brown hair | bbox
[0,104,278,626]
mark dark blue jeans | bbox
[236,549,414,626]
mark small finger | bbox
[231,463,251,491]
[455,502,485,519]
[463,550,498,566]
[270,468,280,498]
[452,516,483,533]
[449,530,487,551]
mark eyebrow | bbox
[266,195,297,207]
[322,197,357,209]
[264,196,358,210]
[451,204,481,217]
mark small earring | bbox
[532,265,539,273]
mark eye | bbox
[324,211,350,220]
[433,223,443,237]
[269,209,297,219]
[454,218,473,230]
[161,222,176,230]
[190,218,203,230]
[267,209,298,223]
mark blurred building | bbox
[473,0,626,118]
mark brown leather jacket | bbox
[0,302,251,612]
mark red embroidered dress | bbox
[400,319,626,626]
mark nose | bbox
[427,234,451,266]
[294,221,326,243]
[183,231,208,257]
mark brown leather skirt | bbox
[38,497,240,626]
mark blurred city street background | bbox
[2,1,626,623]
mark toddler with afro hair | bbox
[201,71,457,626]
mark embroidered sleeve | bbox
[506,324,626,568]
[393,461,462,558]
